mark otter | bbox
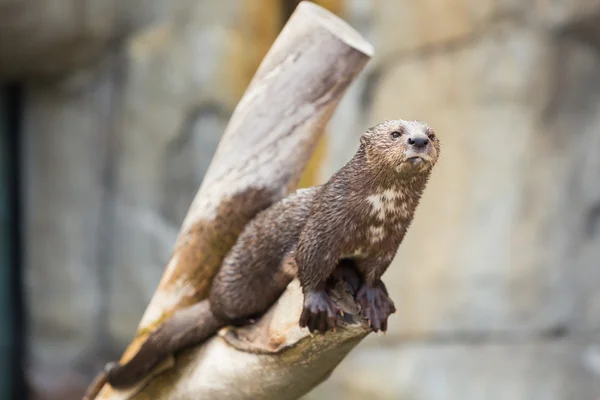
[101,119,440,389]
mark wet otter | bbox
[103,119,441,389]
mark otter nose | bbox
[408,137,429,149]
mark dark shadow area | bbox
[1,83,27,400]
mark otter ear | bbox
[360,128,373,146]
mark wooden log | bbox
[99,275,370,400]
[92,1,373,399]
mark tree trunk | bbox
[90,2,373,399]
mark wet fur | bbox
[103,119,440,388]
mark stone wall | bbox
[2,0,600,399]
[309,1,600,399]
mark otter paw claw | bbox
[356,284,396,333]
[299,291,342,334]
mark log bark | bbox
[91,2,373,399]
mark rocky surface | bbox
[306,336,600,400]
[0,0,179,80]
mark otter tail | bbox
[105,300,226,389]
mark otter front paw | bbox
[356,284,396,333]
[299,291,342,334]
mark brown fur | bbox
[295,119,440,332]
[103,119,440,389]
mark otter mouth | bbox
[405,155,431,165]
[395,154,433,173]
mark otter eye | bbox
[426,130,436,140]
[390,131,402,139]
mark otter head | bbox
[360,119,440,175]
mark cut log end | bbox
[296,1,374,57]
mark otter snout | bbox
[407,136,429,149]
[403,131,434,165]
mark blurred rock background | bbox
[0,0,599,399]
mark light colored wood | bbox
[94,1,372,399]
[111,279,369,400]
